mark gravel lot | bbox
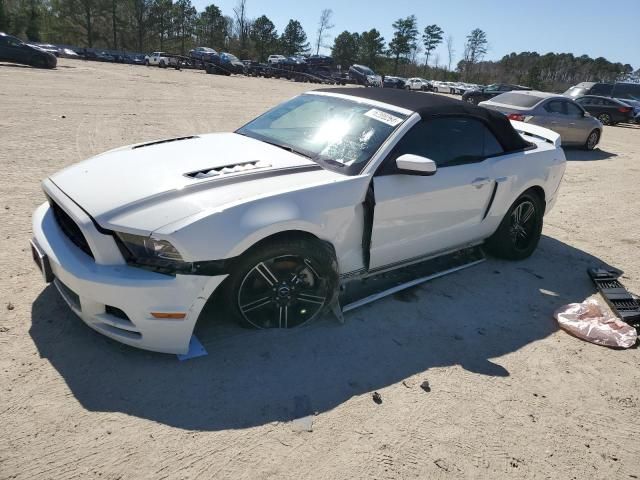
[1,59,640,480]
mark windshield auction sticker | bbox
[364,109,403,127]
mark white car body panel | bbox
[32,188,227,354]
[32,92,566,354]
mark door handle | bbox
[471,177,492,188]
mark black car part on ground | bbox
[588,268,640,329]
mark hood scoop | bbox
[132,136,198,150]
[185,160,272,179]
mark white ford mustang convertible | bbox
[31,88,566,354]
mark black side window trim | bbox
[375,114,510,176]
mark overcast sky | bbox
[192,0,639,69]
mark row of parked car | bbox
[3,30,639,130]
[474,82,640,151]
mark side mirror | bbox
[395,154,437,176]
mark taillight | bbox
[507,113,526,121]
[618,107,631,113]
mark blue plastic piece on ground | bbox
[177,335,208,361]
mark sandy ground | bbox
[1,59,640,480]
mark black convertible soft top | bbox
[314,87,530,153]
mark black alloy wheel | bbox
[485,191,544,260]
[237,255,329,328]
[508,200,538,254]
[225,238,337,329]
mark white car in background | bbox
[406,78,432,91]
[31,88,566,354]
[433,81,454,93]
[144,51,176,68]
[268,54,286,65]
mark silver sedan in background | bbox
[479,91,602,150]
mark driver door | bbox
[369,117,503,270]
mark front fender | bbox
[155,175,371,273]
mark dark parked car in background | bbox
[0,32,57,68]
[189,46,217,63]
[348,64,382,87]
[205,52,244,75]
[243,60,269,77]
[462,83,531,105]
[564,82,640,118]
[382,76,406,89]
[32,43,60,57]
[574,95,634,125]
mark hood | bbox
[49,133,337,232]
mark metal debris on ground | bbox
[372,392,382,404]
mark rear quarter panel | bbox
[481,141,566,236]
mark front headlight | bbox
[115,232,192,274]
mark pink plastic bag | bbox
[554,298,637,348]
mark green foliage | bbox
[279,19,309,55]
[358,28,384,69]
[388,15,418,74]
[421,24,443,66]
[331,30,359,68]
[251,14,277,62]
[173,0,196,54]
[0,0,9,31]
[0,0,634,91]
[24,0,41,41]
[331,28,385,71]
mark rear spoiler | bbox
[510,120,561,148]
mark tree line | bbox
[0,0,313,60]
[1,0,636,91]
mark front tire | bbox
[485,191,544,260]
[226,238,337,329]
[585,129,600,150]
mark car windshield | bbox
[236,94,408,176]
[491,92,543,108]
[225,53,239,61]
[485,84,500,92]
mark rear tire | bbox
[584,129,600,150]
[225,238,337,329]
[485,191,544,260]
[597,113,611,125]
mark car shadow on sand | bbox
[30,235,612,431]
[564,147,617,161]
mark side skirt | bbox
[337,245,486,314]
